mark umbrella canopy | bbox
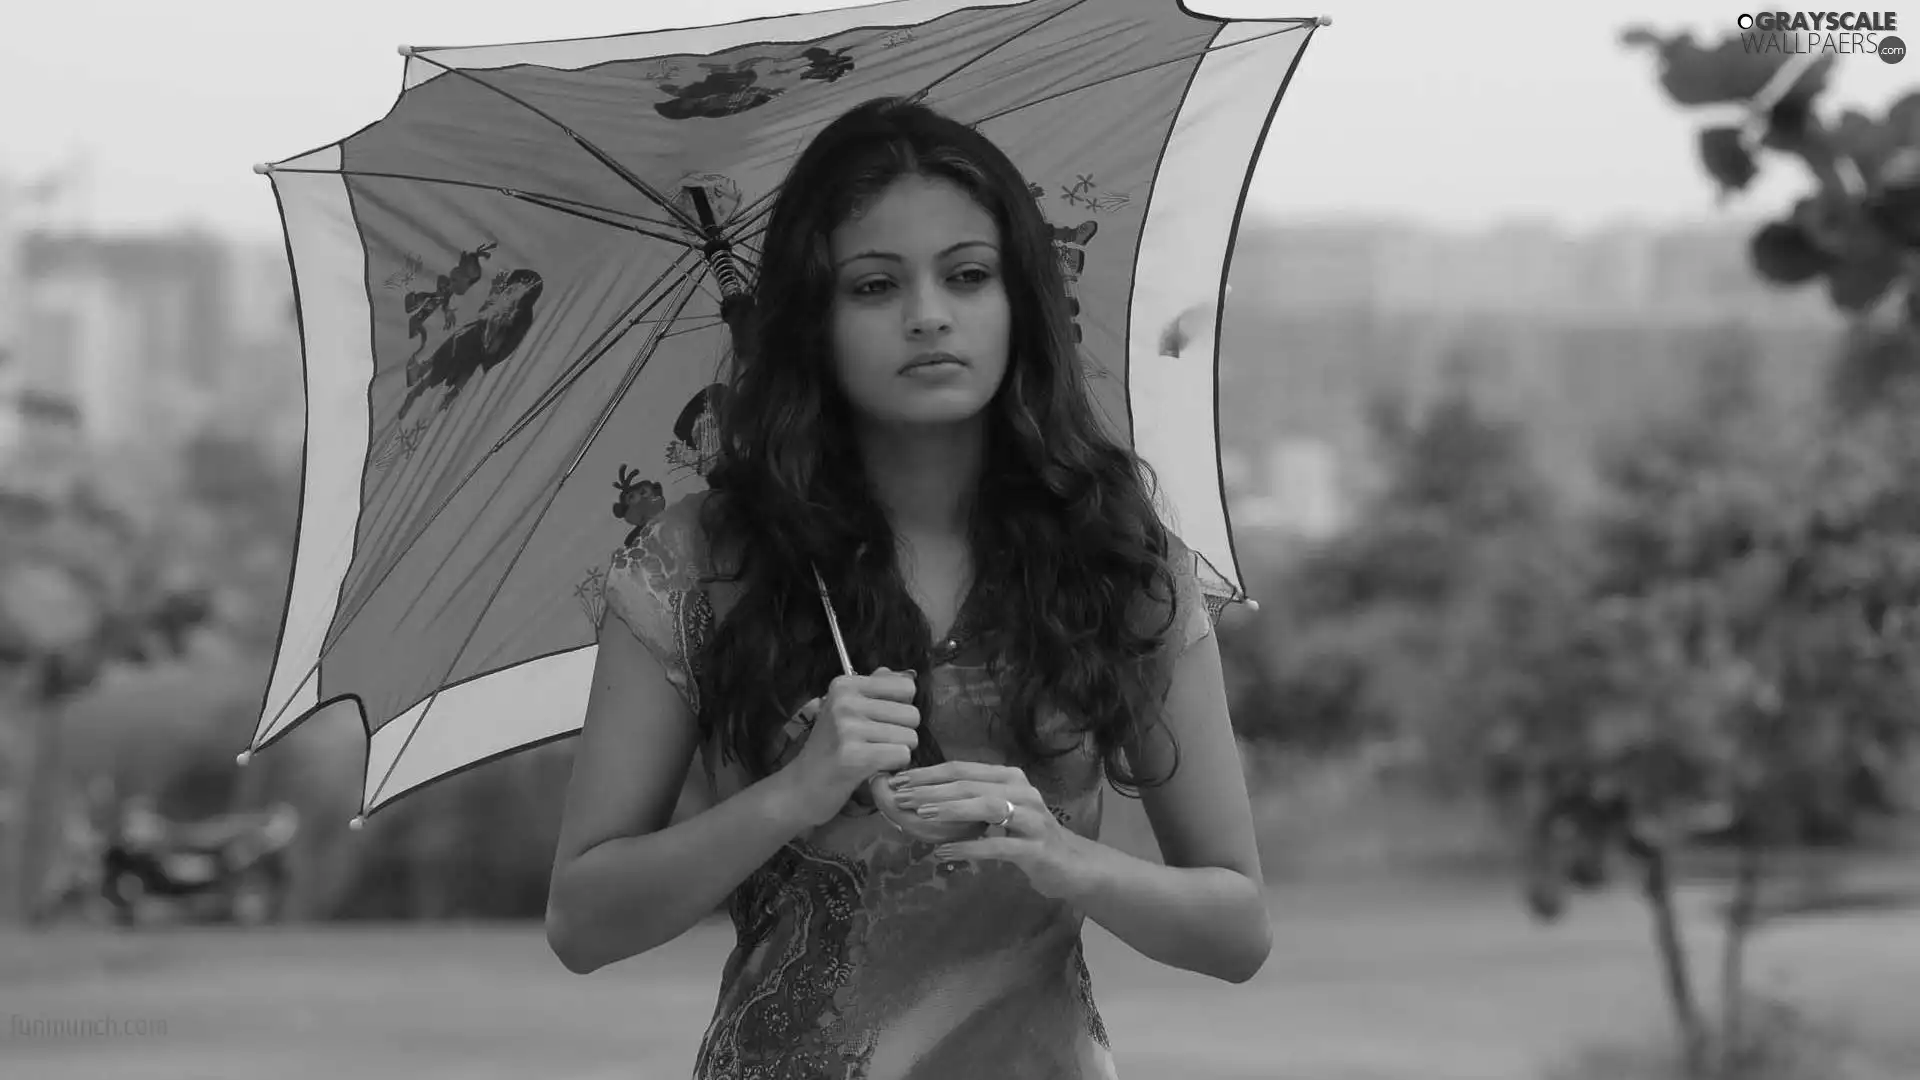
[246,0,1324,822]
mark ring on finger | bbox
[993,797,1015,828]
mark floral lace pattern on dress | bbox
[604,504,715,715]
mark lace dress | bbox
[600,492,1214,1080]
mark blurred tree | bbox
[1218,596,1392,752]
[0,483,216,926]
[324,747,572,921]
[1624,27,1920,328]
[1257,359,1556,762]
[1294,359,1553,615]
[1823,318,1920,422]
[175,428,298,648]
[1480,343,1920,1077]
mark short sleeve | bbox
[1165,535,1217,661]
[601,494,715,715]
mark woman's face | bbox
[827,173,1012,430]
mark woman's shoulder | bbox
[600,490,732,711]
[609,489,717,592]
[602,489,746,643]
[1151,529,1219,657]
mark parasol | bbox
[243,0,1325,824]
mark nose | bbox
[904,278,953,338]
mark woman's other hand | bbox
[886,761,1091,899]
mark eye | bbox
[851,277,894,297]
[950,267,995,287]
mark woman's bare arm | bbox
[1066,626,1271,983]
[544,622,804,974]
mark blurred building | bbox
[1228,436,1348,541]
[213,241,305,470]
[20,231,228,446]
[0,188,22,465]
[1220,215,1851,556]
[0,227,302,507]
[1247,216,1839,326]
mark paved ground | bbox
[4,879,1917,1080]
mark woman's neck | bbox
[856,419,985,538]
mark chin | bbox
[874,392,996,428]
[901,405,992,428]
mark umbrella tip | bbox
[1316,14,1332,25]
[349,814,366,831]
[235,749,253,766]
[397,44,415,57]
[252,162,274,175]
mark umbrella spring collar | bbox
[703,243,750,299]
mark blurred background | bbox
[5,2,1920,1078]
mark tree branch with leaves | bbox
[1623,26,1920,323]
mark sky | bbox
[3,0,1916,242]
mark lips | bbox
[901,351,966,373]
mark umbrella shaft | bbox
[685,184,748,300]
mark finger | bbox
[861,668,918,703]
[911,793,1018,826]
[893,779,993,804]
[860,699,921,729]
[855,719,919,748]
[827,671,915,706]
[895,761,1018,787]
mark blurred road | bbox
[3,878,1916,1080]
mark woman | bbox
[545,95,1268,1079]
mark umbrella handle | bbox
[811,563,856,677]
[810,563,945,773]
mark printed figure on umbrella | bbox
[652,45,858,120]
[391,244,547,422]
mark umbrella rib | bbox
[361,270,708,814]
[712,4,1096,250]
[721,200,774,257]
[325,247,705,654]
[508,193,692,246]
[405,52,705,235]
[724,199,773,248]
[485,255,713,452]
[270,167,692,245]
[970,22,1315,126]
[660,317,726,341]
[907,0,1093,102]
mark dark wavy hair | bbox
[695,96,1184,794]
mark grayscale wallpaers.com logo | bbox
[1737,10,1905,62]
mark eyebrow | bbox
[834,240,999,269]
